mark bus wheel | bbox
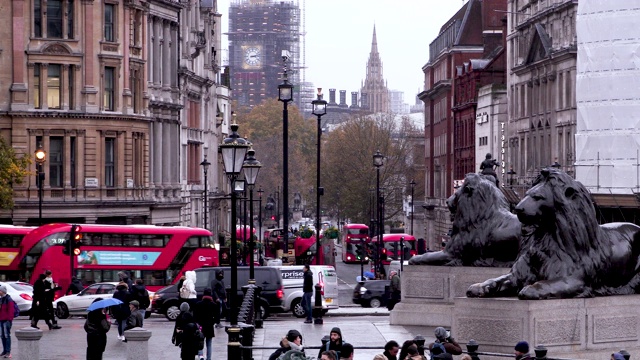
[292,299,305,318]
[56,303,69,319]
[164,302,180,321]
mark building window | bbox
[104,66,115,111]
[47,0,63,38]
[49,137,63,188]
[47,64,61,109]
[104,4,115,42]
[70,136,76,188]
[67,0,74,39]
[105,138,115,188]
[34,65,41,109]
[68,65,74,110]
[34,0,42,37]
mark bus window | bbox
[123,234,141,247]
[0,235,22,248]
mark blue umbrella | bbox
[87,298,123,312]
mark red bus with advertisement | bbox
[5,223,217,295]
[371,233,417,265]
[341,224,370,263]
[294,235,335,267]
[0,225,37,281]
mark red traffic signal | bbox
[271,216,276,220]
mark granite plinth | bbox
[389,265,509,326]
[452,295,640,359]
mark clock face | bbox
[244,47,261,67]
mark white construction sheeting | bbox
[575,0,640,194]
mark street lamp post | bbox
[257,187,264,264]
[409,179,416,237]
[243,147,262,281]
[34,146,47,226]
[373,150,384,278]
[278,51,294,258]
[219,123,249,328]
[311,88,327,265]
[200,156,211,230]
[369,188,375,238]
[507,167,517,188]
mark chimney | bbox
[351,92,359,108]
[329,89,337,104]
[361,92,369,110]
[339,90,347,106]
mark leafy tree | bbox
[0,136,31,209]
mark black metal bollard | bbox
[534,345,547,360]
[466,339,480,360]
[620,350,631,360]
[313,283,324,324]
[254,285,263,329]
[239,323,255,360]
[226,326,242,360]
[414,335,426,356]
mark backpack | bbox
[13,301,19,318]
[430,342,447,358]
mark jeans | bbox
[197,336,213,360]
[0,320,11,354]
[117,319,126,336]
[302,292,313,321]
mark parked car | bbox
[271,265,339,318]
[353,280,389,308]
[151,266,284,321]
[54,282,153,319]
[0,281,33,315]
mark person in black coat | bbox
[210,269,226,327]
[193,288,217,360]
[84,308,110,360]
[30,274,54,329]
[129,279,150,325]
[302,265,313,323]
[172,302,199,360]
[111,282,132,341]
[66,276,84,295]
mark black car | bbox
[353,280,389,308]
[151,267,284,320]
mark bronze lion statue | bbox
[467,168,640,299]
[409,173,520,266]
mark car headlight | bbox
[153,293,162,300]
[359,287,367,295]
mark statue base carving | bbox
[452,295,640,359]
[389,265,509,326]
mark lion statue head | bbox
[409,173,520,267]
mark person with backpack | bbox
[428,327,462,356]
[180,271,197,307]
[317,327,344,360]
[193,288,217,360]
[130,279,150,324]
[0,284,19,358]
[172,302,202,360]
[112,282,132,341]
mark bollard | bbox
[239,323,255,360]
[313,283,324,324]
[534,345,547,360]
[414,335,426,356]
[15,327,43,360]
[620,350,631,360]
[124,328,153,360]
[227,326,242,360]
[254,285,263,329]
[466,339,480,360]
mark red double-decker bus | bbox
[5,223,217,294]
[341,224,370,263]
[371,233,417,265]
[0,225,37,281]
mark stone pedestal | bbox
[15,327,43,360]
[124,328,152,360]
[452,295,640,360]
[389,265,509,326]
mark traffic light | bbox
[355,244,364,261]
[63,225,83,256]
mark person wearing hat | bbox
[514,341,532,360]
[317,327,344,360]
[124,300,143,337]
[0,284,18,358]
[268,329,305,360]
[428,327,462,355]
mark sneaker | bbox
[117,335,122,340]
[0,352,5,357]
[121,336,126,342]
[51,325,61,330]
[200,357,205,360]
[4,354,12,358]
[304,319,312,324]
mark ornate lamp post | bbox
[34,146,47,225]
[243,147,262,280]
[200,155,211,230]
[409,179,416,237]
[219,122,249,326]
[373,150,384,277]
[311,88,327,265]
[278,51,294,257]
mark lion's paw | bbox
[518,285,542,300]
[467,281,493,297]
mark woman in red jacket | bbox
[0,284,18,358]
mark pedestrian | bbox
[130,279,150,325]
[210,269,227,327]
[193,288,217,360]
[175,303,200,360]
[428,327,462,355]
[320,350,338,360]
[302,264,313,324]
[42,270,62,329]
[66,276,84,295]
[0,284,18,358]
[268,329,305,360]
[84,308,110,360]
[179,271,197,307]
[398,340,416,360]
[124,300,143,334]
[339,343,354,360]
[405,344,426,360]
[514,341,532,360]
[387,270,401,310]
[172,302,194,347]
[118,271,133,290]
[317,327,344,360]
[112,282,132,341]
[383,340,400,360]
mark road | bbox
[334,241,370,308]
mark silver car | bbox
[0,281,34,315]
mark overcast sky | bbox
[218,0,468,104]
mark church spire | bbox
[371,24,378,54]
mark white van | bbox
[271,265,339,317]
